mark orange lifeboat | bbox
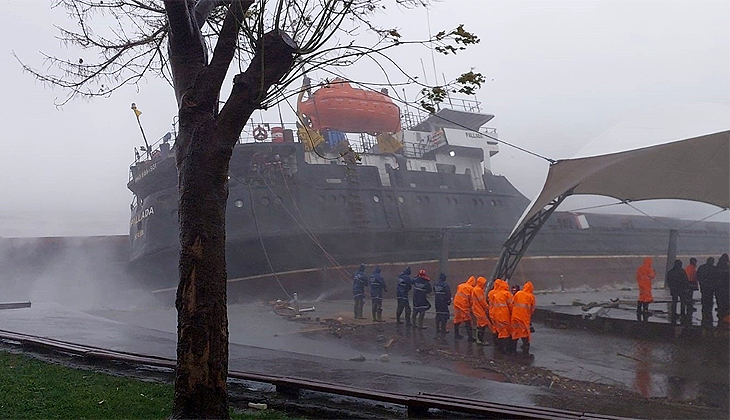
[297,79,401,134]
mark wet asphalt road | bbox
[1,294,728,418]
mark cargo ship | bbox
[127,79,729,299]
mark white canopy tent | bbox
[491,103,730,282]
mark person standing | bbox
[433,273,452,335]
[666,259,691,325]
[636,258,656,322]
[490,279,514,353]
[685,257,699,318]
[453,276,476,341]
[411,269,433,329]
[511,281,536,355]
[395,267,413,326]
[470,276,491,345]
[352,263,368,319]
[715,253,730,327]
[369,266,387,322]
[697,257,716,329]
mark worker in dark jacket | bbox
[715,253,730,327]
[411,269,433,329]
[433,273,452,335]
[697,257,716,329]
[352,263,368,319]
[666,260,691,325]
[369,266,387,322]
[396,267,413,326]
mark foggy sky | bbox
[0,0,728,237]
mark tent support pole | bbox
[488,190,573,290]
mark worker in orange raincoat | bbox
[487,280,500,346]
[489,279,513,354]
[453,276,476,342]
[470,276,491,345]
[636,257,656,322]
[511,281,536,355]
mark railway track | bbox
[0,329,631,419]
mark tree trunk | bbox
[172,113,233,419]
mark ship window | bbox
[373,195,380,203]
[473,198,478,206]
[479,198,484,206]
[421,167,426,171]
[397,196,405,204]
[446,197,452,205]
[234,199,244,208]
[339,194,347,202]
[416,196,422,204]
[497,200,503,206]
[318,195,325,203]
[410,183,417,188]
[491,200,496,206]
[330,195,337,203]
[261,197,270,206]
[449,150,456,157]
[424,196,430,204]
[453,197,459,205]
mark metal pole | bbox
[131,103,151,159]
[665,229,678,288]
[439,228,450,277]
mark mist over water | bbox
[0,236,157,310]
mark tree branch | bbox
[217,29,298,145]
[194,0,228,29]
[203,0,253,105]
[163,0,207,105]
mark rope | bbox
[246,182,292,300]
[562,200,626,213]
[277,166,353,280]
[253,169,352,283]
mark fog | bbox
[0,0,727,238]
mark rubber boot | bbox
[492,332,499,347]
[510,339,519,354]
[522,341,530,356]
[418,312,427,330]
[465,323,476,342]
[411,311,417,328]
[377,310,385,322]
[454,323,464,340]
[475,328,484,345]
[372,306,378,322]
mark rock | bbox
[349,355,366,362]
[379,354,390,362]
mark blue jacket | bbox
[434,273,452,315]
[396,267,412,300]
[369,266,387,300]
[352,264,368,299]
[412,275,433,311]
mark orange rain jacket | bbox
[685,264,698,290]
[470,276,491,329]
[489,279,513,338]
[511,281,535,341]
[453,276,475,324]
[636,258,656,303]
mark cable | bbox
[562,201,626,213]
[624,201,673,229]
[246,182,292,300]
[229,168,352,284]
[678,208,729,231]
[317,68,557,164]
[254,169,353,283]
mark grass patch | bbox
[0,351,289,419]
[0,351,172,419]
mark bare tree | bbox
[20,1,482,417]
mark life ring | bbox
[253,125,268,141]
